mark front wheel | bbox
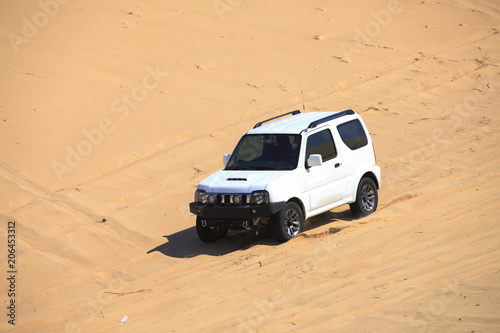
[350,177,378,218]
[196,217,228,243]
[271,202,304,242]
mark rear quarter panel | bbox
[334,115,380,202]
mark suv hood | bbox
[197,170,289,194]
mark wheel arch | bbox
[362,171,379,189]
[287,197,306,218]
[348,168,380,203]
[349,172,379,218]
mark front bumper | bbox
[189,201,285,220]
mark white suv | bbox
[189,110,381,242]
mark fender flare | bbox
[349,165,381,202]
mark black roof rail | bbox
[253,110,301,128]
[307,109,354,129]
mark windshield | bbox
[225,134,301,170]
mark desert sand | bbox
[1,0,499,332]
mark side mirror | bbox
[307,154,323,168]
[223,154,231,167]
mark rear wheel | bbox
[271,202,304,242]
[196,217,228,243]
[350,177,378,218]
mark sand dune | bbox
[1,0,499,332]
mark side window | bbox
[337,119,368,150]
[306,129,337,163]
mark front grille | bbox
[209,193,250,205]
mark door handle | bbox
[335,163,342,168]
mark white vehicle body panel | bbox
[193,110,380,225]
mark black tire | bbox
[350,177,378,218]
[271,202,304,242]
[196,217,228,243]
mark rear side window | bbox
[337,119,368,150]
[306,129,337,162]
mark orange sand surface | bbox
[1,1,499,332]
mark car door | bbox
[303,128,346,211]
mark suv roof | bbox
[248,110,356,135]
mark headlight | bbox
[195,189,207,204]
[250,190,269,205]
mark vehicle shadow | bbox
[147,227,276,259]
[148,208,353,259]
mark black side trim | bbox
[307,109,354,129]
[254,110,301,129]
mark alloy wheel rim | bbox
[361,184,375,211]
[284,208,301,237]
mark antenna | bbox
[300,80,306,112]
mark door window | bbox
[305,129,337,164]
